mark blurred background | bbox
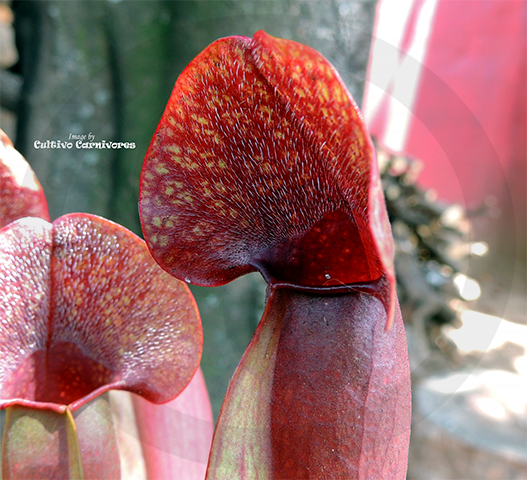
[0,0,525,478]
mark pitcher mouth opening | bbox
[255,266,387,296]
[0,341,120,413]
[250,208,383,291]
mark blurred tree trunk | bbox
[13,0,378,418]
[13,0,179,229]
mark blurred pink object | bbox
[133,368,213,480]
[363,0,526,214]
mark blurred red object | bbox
[363,0,526,274]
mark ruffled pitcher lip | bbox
[0,380,128,414]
